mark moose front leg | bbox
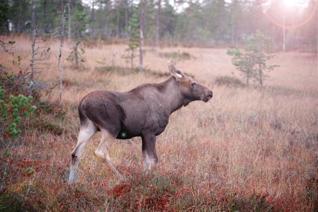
[141,133,158,171]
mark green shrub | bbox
[0,86,36,139]
[0,193,31,212]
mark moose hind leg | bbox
[95,130,125,180]
[68,120,96,184]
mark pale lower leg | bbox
[68,122,96,184]
[143,152,157,171]
[94,133,111,161]
[95,131,125,180]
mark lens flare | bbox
[264,1,317,30]
[283,0,307,8]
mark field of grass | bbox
[0,36,318,211]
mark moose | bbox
[68,65,213,183]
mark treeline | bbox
[0,0,317,50]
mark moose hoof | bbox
[94,149,105,159]
[68,167,78,184]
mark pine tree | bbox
[127,7,139,69]
[227,31,278,86]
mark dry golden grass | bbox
[1,35,318,211]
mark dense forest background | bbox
[0,0,317,50]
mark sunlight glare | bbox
[283,0,307,8]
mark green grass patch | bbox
[158,51,194,60]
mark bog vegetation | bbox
[0,0,318,211]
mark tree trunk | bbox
[316,1,318,68]
[282,10,286,52]
[67,0,71,40]
[246,65,250,86]
[15,1,23,33]
[90,0,96,37]
[58,1,65,104]
[131,49,134,69]
[258,65,263,86]
[30,0,36,83]
[316,0,318,55]
[43,0,48,33]
[231,22,234,46]
[124,0,128,37]
[74,40,80,68]
[139,0,145,72]
[116,1,120,38]
[155,0,161,47]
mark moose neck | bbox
[160,77,188,114]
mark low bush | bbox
[0,86,36,139]
[215,76,245,88]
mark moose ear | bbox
[169,64,184,80]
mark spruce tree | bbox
[227,31,278,86]
[127,8,139,69]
